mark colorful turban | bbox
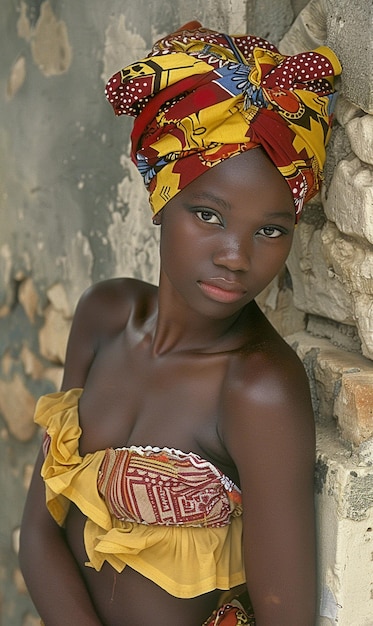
[105,22,341,219]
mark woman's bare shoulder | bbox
[78,276,156,307]
[221,319,315,465]
[234,325,311,407]
[233,306,309,398]
[75,277,157,333]
[61,278,157,389]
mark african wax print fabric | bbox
[203,585,256,625]
[97,446,242,527]
[105,22,341,219]
[35,388,245,598]
[203,598,255,626]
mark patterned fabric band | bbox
[105,21,341,219]
[203,598,256,626]
[97,445,242,527]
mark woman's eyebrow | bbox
[189,192,231,211]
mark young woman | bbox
[19,22,341,626]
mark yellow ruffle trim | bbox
[35,388,246,598]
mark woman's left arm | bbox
[222,348,317,626]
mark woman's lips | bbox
[197,278,247,304]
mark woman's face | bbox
[158,147,296,319]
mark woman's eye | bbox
[257,226,284,238]
[195,210,222,225]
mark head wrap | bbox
[105,21,341,219]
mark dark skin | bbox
[19,148,316,625]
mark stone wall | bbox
[0,1,371,625]
[257,2,373,624]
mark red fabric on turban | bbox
[105,22,341,219]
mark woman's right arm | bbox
[18,282,119,625]
[19,279,136,624]
[19,448,103,626]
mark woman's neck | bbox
[149,276,258,357]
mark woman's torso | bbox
[62,278,276,625]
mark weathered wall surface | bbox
[0,1,372,625]
[1,2,248,624]
[257,1,373,624]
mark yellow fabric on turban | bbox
[105,22,341,219]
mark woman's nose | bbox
[212,235,251,272]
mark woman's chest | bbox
[77,339,236,479]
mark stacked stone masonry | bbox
[259,1,373,624]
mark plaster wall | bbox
[0,1,372,625]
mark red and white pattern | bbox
[105,22,341,218]
[97,445,242,527]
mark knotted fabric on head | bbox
[105,22,341,220]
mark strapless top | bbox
[35,388,245,598]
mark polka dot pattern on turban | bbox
[105,22,341,219]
